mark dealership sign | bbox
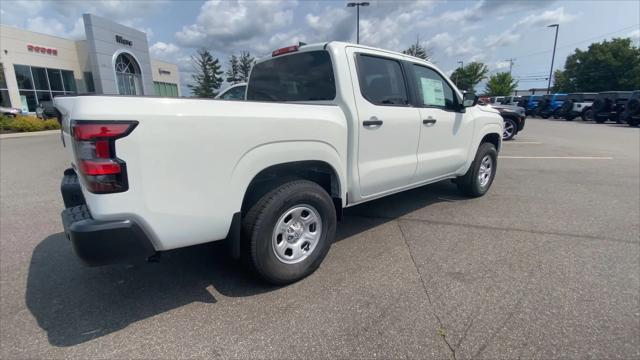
[27,44,57,55]
[115,35,132,46]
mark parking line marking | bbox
[499,156,613,160]
[503,142,543,144]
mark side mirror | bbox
[462,92,477,107]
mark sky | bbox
[1,0,639,95]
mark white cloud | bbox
[628,29,640,40]
[426,32,454,50]
[150,42,181,60]
[485,31,521,48]
[25,16,84,39]
[516,7,577,28]
[444,36,479,57]
[490,61,510,71]
[175,0,297,51]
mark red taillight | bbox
[79,160,122,175]
[272,45,299,57]
[73,123,133,140]
[71,121,137,194]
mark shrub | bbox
[0,115,13,131]
[42,119,61,130]
[0,115,59,132]
[7,116,45,132]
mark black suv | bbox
[559,92,597,121]
[621,90,640,127]
[591,91,632,123]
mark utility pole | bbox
[505,58,515,75]
[347,2,370,44]
[456,61,464,87]
[547,24,559,94]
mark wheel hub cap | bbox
[272,205,322,264]
[478,155,493,188]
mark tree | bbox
[188,48,223,98]
[554,38,640,92]
[451,62,489,92]
[238,52,255,82]
[551,69,573,93]
[225,54,242,85]
[402,36,431,61]
[484,72,518,96]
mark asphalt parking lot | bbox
[1,118,638,359]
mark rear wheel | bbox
[502,118,517,140]
[242,180,336,285]
[457,142,498,198]
[582,108,593,121]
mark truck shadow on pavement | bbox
[26,180,465,347]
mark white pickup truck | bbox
[55,42,502,284]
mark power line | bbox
[511,23,639,60]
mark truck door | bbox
[409,64,474,182]
[347,48,421,197]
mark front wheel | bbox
[582,109,593,121]
[502,118,517,140]
[457,142,498,198]
[242,180,336,285]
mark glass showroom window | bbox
[0,63,10,108]
[115,53,143,95]
[13,64,77,112]
[154,81,178,97]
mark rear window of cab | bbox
[246,50,336,102]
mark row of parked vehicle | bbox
[491,91,640,127]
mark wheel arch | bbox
[230,141,346,215]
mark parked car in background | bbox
[536,93,567,119]
[559,92,597,121]
[499,96,521,106]
[215,83,247,100]
[489,96,505,104]
[592,91,632,123]
[489,103,526,140]
[0,106,21,117]
[519,95,541,116]
[621,90,640,127]
[54,41,503,285]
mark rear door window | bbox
[356,55,409,106]
[247,51,335,101]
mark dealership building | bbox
[0,14,181,112]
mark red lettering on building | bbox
[27,44,58,56]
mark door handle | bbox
[363,119,383,127]
[423,118,437,125]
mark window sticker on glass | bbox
[420,78,445,107]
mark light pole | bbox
[456,61,463,87]
[347,2,369,44]
[547,24,559,94]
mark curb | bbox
[0,130,60,139]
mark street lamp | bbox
[456,61,464,87]
[347,2,369,44]
[547,24,559,94]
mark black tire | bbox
[457,142,498,198]
[552,108,561,119]
[565,114,575,121]
[582,108,593,121]
[595,116,607,124]
[242,179,336,285]
[502,118,517,141]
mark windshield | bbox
[247,50,336,102]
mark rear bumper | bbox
[60,169,155,266]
